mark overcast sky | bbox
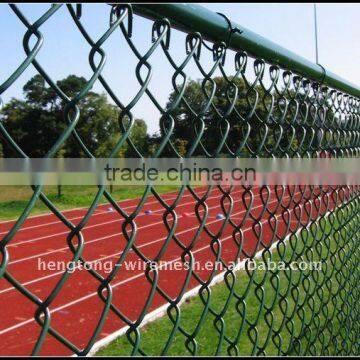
[1,3,359,134]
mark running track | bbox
[0,185,343,355]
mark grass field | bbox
[0,185,178,220]
[96,211,359,356]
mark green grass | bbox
[96,210,359,356]
[0,185,179,220]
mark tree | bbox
[118,118,149,157]
[164,76,275,157]
[0,75,121,158]
[0,97,64,157]
[163,76,309,157]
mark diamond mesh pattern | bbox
[0,4,359,356]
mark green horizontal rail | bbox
[133,3,360,98]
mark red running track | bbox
[0,185,341,355]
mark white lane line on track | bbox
[6,188,252,263]
[88,210,322,357]
[0,187,198,225]
[0,190,283,294]
[0,192,319,337]
[0,189,211,236]
[5,188,233,248]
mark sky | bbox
[0,3,359,134]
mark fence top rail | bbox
[132,3,360,98]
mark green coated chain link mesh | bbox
[0,3,359,356]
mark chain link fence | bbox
[0,3,359,356]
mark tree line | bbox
[1,74,321,158]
